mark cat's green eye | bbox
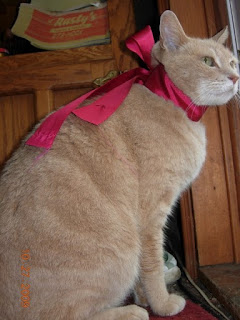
[202,56,215,67]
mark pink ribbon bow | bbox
[26,26,207,149]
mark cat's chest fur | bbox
[85,84,207,220]
[108,84,206,190]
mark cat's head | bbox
[151,10,239,106]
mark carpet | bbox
[148,300,217,319]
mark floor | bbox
[199,264,240,320]
[171,271,233,320]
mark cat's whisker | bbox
[231,93,240,109]
[190,105,197,119]
[179,92,207,122]
[225,101,232,110]
[235,91,240,103]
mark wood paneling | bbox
[170,0,208,37]
[1,59,117,94]
[0,45,113,73]
[180,190,198,279]
[53,88,92,109]
[0,94,35,166]
[218,108,240,262]
[108,0,138,71]
[192,109,234,265]
[228,104,240,243]
[35,90,54,121]
[157,0,170,14]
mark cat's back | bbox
[0,113,139,246]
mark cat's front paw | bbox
[153,293,186,316]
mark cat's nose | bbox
[228,75,239,84]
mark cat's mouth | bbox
[195,82,238,106]
[225,83,238,95]
[216,86,239,105]
[213,80,239,97]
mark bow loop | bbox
[126,25,155,69]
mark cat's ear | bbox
[160,10,188,51]
[211,26,229,44]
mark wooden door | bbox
[0,0,138,167]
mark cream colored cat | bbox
[0,10,239,320]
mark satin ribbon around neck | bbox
[26,26,207,149]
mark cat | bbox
[0,10,239,320]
